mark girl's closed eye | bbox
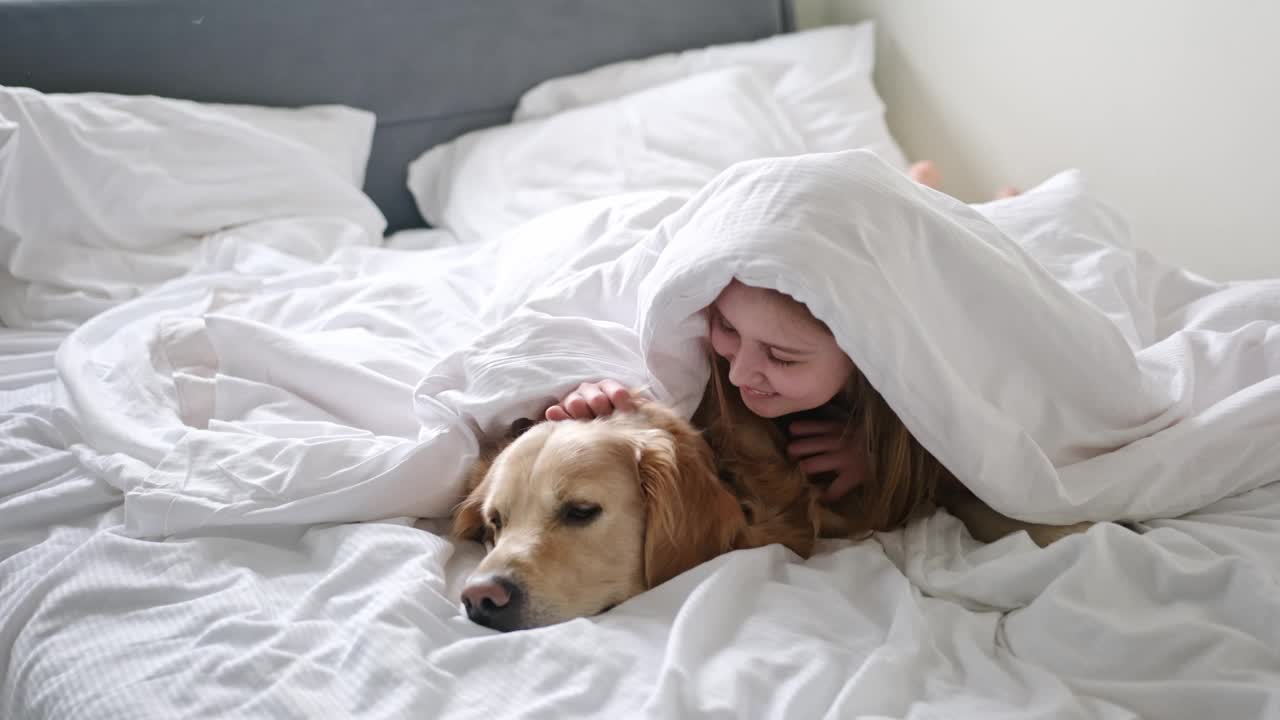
[716,313,737,334]
[767,350,798,367]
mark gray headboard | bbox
[0,0,795,233]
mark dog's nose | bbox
[461,575,524,631]
[462,577,511,609]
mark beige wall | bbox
[797,0,1280,281]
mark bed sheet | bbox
[0,329,60,411]
[4,404,1278,719]
[3,167,1279,719]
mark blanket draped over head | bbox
[58,150,1280,536]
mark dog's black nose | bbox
[461,574,524,632]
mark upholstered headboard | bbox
[0,0,795,232]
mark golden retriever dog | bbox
[451,400,746,632]
[452,392,1093,632]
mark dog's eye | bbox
[488,512,503,532]
[560,503,602,525]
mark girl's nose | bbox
[727,349,763,387]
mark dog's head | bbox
[451,398,746,632]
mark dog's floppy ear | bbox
[507,417,536,440]
[452,416,535,542]
[451,477,488,543]
[453,432,501,543]
[632,426,746,588]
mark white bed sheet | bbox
[0,329,60,411]
[3,161,1280,719]
[4,406,1279,719]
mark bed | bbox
[3,1,1280,718]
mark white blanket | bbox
[5,407,1280,719]
[5,151,1280,718]
[636,152,1280,524]
[57,151,1280,537]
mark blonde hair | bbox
[697,291,949,537]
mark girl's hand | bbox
[545,380,635,421]
[787,420,870,501]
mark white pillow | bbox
[0,117,14,187]
[0,87,383,247]
[0,86,385,329]
[204,100,376,189]
[409,23,908,244]
[408,67,809,245]
[516,22,905,162]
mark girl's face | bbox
[708,282,854,418]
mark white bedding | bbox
[408,23,905,247]
[638,155,1280,524]
[4,62,1280,718]
[3,146,1280,719]
[0,86,383,331]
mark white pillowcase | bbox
[0,87,384,250]
[205,100,377,189]
[516,22,903,159]
[0,117,14,189]
[0,86,386,329]
[409,23,907,244]
[409,67,808,245]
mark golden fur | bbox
[453,385,1093,631]
[452,401,744,631]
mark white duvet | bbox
[4,149,1280,719]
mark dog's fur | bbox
[452,394,1093,631]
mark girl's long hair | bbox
[698,348,949,539]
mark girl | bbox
[545,160,1006,536]
[545,278,951,536]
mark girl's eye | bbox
[768,352,798,368]
[716,314,736,334]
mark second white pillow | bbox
[408,67,808,244]
[517,23,906,162]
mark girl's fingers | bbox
[601,381,634,410]
[788,420,845,437]
[585,388,613,416]
[552,380,632,421]
[821,448,871,501]
[799,452,848,475]
[822,468,866,502]
[565,394,594,419]
[787,436,844,458]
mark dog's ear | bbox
[507,417,536,440]
[451,477,488,543]
[453,417,533,543]
[453,440,497,543]
[632,426,746,588]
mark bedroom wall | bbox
[796,0,1280,281]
